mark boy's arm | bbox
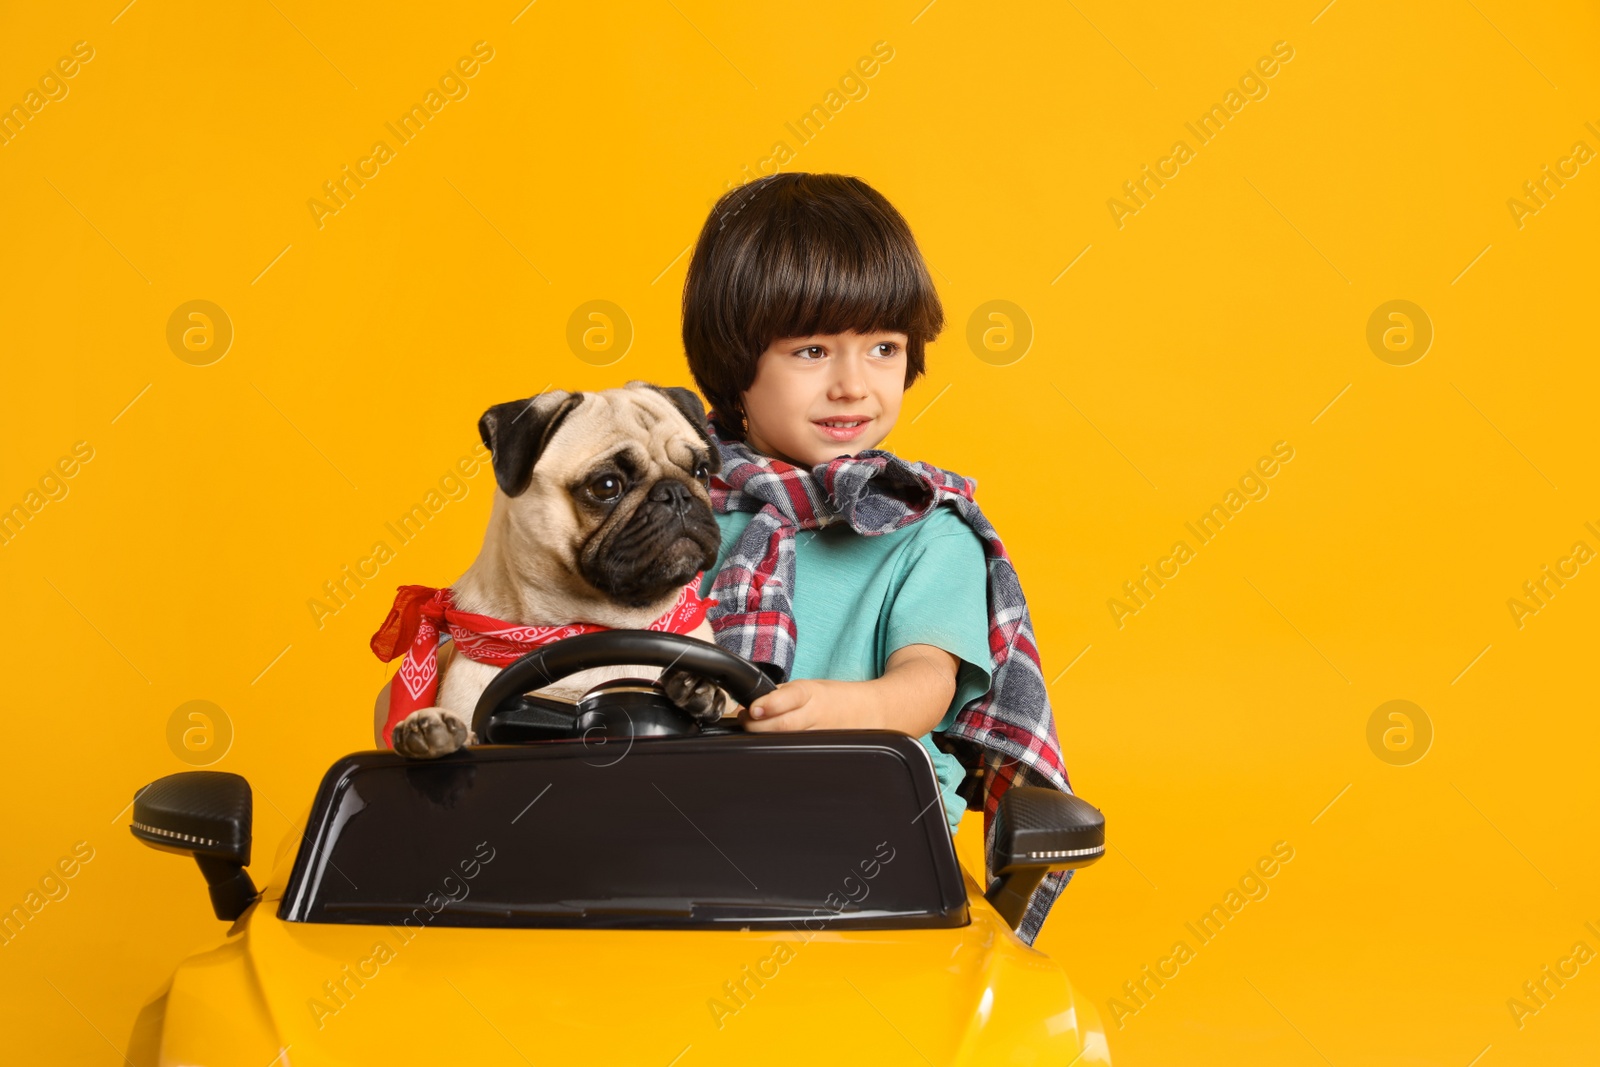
[745,512,992,736]
[741,642,957,735]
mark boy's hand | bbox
[741,678,871,732]
[739,644,960,735]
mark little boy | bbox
[682,172,1076,945]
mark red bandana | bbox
[370,575,716,747]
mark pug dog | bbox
[376,381,731,758]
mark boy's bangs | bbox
[740,218,940,352]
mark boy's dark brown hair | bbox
[681,173,944,440]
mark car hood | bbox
[212,885,1099,1065]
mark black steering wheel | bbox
[470,630,780,744]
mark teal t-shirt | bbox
[697,505,993,833]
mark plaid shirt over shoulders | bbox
[704,416,1078,945]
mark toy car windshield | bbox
[278,733,969,931]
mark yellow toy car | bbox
[131,631,1110,1065]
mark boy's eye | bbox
[874,342,901,357]
[795,345,825,359]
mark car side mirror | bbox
[985,786,1105,931]
[129,771,258,921]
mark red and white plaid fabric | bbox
[370,576,715,748]
[704,414,1076,945]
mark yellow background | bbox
[2,0,1597,1063]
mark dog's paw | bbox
[660,668,727,724]
[391,708,474,758]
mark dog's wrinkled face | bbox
[477,382,723,610]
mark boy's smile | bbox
[814,416,871,443]
[740,329,909,467]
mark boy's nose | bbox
[828,355,869,398]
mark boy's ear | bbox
[633,382,720,471]
[477,391,586,497]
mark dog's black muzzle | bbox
[582,478,721,607]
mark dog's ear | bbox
[477,391,585,497]
[632,382,721,472]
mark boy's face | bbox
[739,329,909,466]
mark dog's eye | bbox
[692,462,709,484]
[588,474,625,501]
